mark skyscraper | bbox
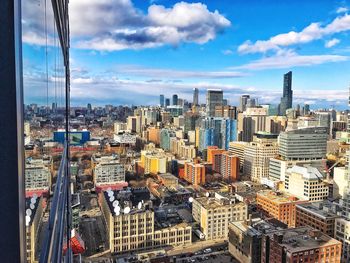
[206,89,223,117]
[193,88,199,106]
[239,94,250,112]
[165,98,170,107]
[279,71,293,115]
[160,94,165,107]
[172,94,178,105]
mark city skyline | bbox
[22,0,350,108]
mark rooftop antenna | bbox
[124,206,131,214]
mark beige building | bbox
[333,167,347,199]
[229,141,249,169]
[192,193,247,240]
[26,196,45,263]
[285,166,329,201]
[243,137,278,182]
[100,189,192,253]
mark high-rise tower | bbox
[193,88,199,106]
[279,71,293,115]
[206,89,223,117]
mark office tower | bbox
[279,71,293,115]
[238,107,267,142]
[239,94,250,112]
[261,227,342,263]
[229,141,249,170]
[172,94,178,105]
[243,133,278,182]
[193,88,199,106]
[159,94,164,107]
[184,112,200,133]
[257,190,308,227]
[165,98,170,107]
[100,188,192,253]
[87,103,92,111]
[246,98,256,108]
[192,194,247,240]
[279,127,328,160]
[206,89,223,117]
[284,166,329,201]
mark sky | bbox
[22,0,350,109]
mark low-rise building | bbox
[228,218,287,263]
[100,188,192,254]
[261,227,342,263]
[296,201,341,237]
[256,190,308,227]
[25,158,51,194]
[192,194,247,240]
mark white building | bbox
[25,159,51,192]
[285,165,329,201]
[92,155,125,186]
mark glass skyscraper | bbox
[279,71,293,116]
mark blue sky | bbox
[22,0,350,109]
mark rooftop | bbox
[257,190,302,204]
[287,165,324,180]
[268,226,341,253]
[296,201,341,219]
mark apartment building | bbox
[92,155,125,187]
[183,159,206,186]
[25,158,51,193]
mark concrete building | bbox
[100,188,192,253]
[238,107,267,142]
[279,127,328,160]
[160,128,176,151]
[261,227,342,263]
[239,94,250,112]
[333,166,347,199]
[212,151,240,181]
[192,193,247,240]
[257,190,308,227]
[25,158,51,193]
[139,149,174,175]
[127,115,142,134]
[92,155,125,187]
[183,159,206,186]
[228,218,287,263]
[229,141,249,170]
[285,165,329,201]
[296,201,341,237]
[243,136,278,182]
[206,89,223,117]
[268,158,324,182]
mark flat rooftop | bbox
[268,227,341,253]
[296,201,341,219]
[257,190,302,204]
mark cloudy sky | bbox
[22,0,350,109]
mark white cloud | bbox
[222,49,233,55]
[114,65,245,79]
[238,14,350,54]
[336,7,348,14]
[325,38,340,48]
[235,49,348,70]
[72,0,230,51]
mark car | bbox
[203,248,212,254]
